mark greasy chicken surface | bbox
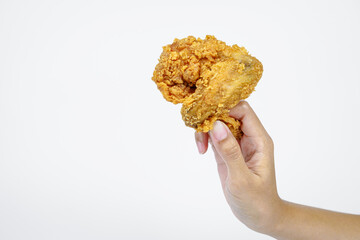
[152,35,263,139]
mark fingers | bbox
[194,131,209,154]
[209,121,250,180]
[210,143,228,190]
[229,101,268,138]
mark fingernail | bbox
[196,141,205,154]
[212,121,228,141]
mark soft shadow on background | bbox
[0,0,359,239]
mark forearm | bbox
[269,200,360,240]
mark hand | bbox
[195,101,283,234]
[196,101,360,239]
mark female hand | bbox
[195,101,283,234]
[195,101,360,239]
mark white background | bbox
[1,0,360,239]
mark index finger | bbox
[229,101,268,138]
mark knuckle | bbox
[257,138,266,149]
[221,141,241,160]
[267,136,274,149]
[262,135,274,151]
[239,101,250,111]
[256,135,274,151]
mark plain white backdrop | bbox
[1,0,360,239]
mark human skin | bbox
[195,101,360,239]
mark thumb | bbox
[209,121,250,181]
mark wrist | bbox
[262,198,289,237]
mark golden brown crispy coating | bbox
[152,35,263,139]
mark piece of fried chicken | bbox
[152,35,263,139]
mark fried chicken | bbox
[152,35,263,139]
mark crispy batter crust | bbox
[152,35,263,139]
